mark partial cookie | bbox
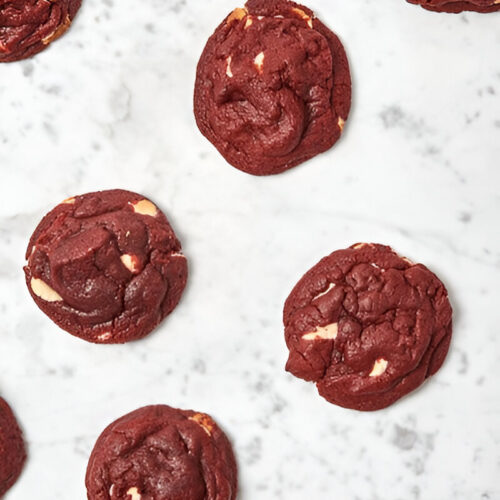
[86,405,238,500]
[194,0,351,176]
[24,189,188,344]
[0,397,26,497]
[407,0,500,13]
[0,0,82,63]
[284,243,453,411]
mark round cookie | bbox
[24,189,188,344]
[0,0,82,63]
[194,0,351,176]
[86,405,238,500]
[283,243,453,411]
[407,0,500,13]
[0,397,26,497]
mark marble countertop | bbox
[1,0,499,499]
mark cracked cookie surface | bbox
[24,189,188,344]
[0,0,82,62]
[194,0,351,176]
[86,405,238,500]
[284,243,453,411]
[0,397,26,497]
[407,0,500,13]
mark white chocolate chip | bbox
[127,487,141,500]
[109,485,115,496]
[254,52,265,73]
[353,243,376,250]
[61,197,75,205]
[392,247,415,265]
[129,199,158,217]
[291,7,313,28]
[30,278,63,302]
[338,117,345,131]
[244,16,253,29]
[226,56,233,78]
[42,15,71,45]
[120,254,140,273]
[312,283,335,300]
[189,414,214,436]
[98,332,112,341]
[302,323,338,341]
[369,358,388,377]
[226,7,247,25]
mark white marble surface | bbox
[1,0,499,499]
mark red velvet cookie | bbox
[407,0,500,12]
[284,243,453,411]
[0,0,82,63]
[194,0,351,176]
[0,397,26,497]
[24,189,188,344]
[86,405,238,500]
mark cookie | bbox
[0,398,26,497]
[86,405,238,500]
[407,0,500,13]
[194,0,351,176]
[0,0,82,63]
[283,243,453,411]
[24,189,188,344]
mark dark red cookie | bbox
[0,0,82,63]
[24,189,188,344]
[0,397,26,497]
[407,0,500,12]
[284,243,453,411]
[194,0,351,176]
[86,405,238,500]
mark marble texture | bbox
[0,0,499,498]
